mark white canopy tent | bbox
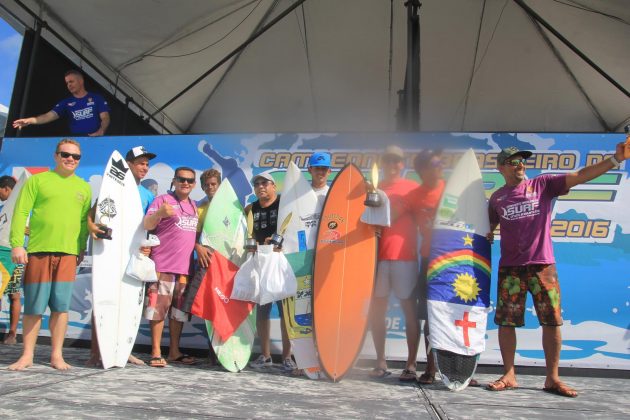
[1,0,629,134]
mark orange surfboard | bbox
[313,163,377,382]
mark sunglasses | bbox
[254,180,271,188]
[175,176,196,184]
[57,151,81,160]
[506,158,526,167]
[382,156,403,164]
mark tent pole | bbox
[513,0,629,98]
[15,20,43,138]
[401,1,421,132]
[152,0,308,118]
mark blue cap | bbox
[308,152,331,167]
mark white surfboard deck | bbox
[278,162,321,377]
[92,150,146,369]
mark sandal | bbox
[486,379,517,391]
[417,372,435,385]
[543,383,578,398]
[149,357,168,368]
[167,354,197,365]
[399,369,418,382]
[369,367,392,379]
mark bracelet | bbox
[609,155,620,168]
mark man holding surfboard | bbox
[487,143,629,397]
[143,166,198,367]
[369,145,421,381]
[409,150,446,384]
[246,171,294,371]
[8,139,91,371]
[86,145,157,367]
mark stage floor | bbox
[0,342,628,419]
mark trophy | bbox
[244,210,257,252]
[364,163,382,207]
[270,212,293,249]
[96,197,115,240]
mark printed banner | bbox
[0,132,628,369]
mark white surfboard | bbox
[278,162,323,379]
[0,170,30,248]
[92,150,146,369]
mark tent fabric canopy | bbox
[2,0,629,134]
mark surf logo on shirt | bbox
[175,215,198,232]
[501,199,540,220]
[71,107,94,121]
[98,197,117,223]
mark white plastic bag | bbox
[125,234,160,282]
[360,189,391,227]
[257,244,297,306]
[230,253,260,302]
[125,253,158,282]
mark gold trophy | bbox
[270,212,293,249]
[244,210,257,252]
[364,163,382,207]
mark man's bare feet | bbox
[51,356,72,370]
[127,354,145,366]
[8,356,33,371]
[2,334,17,345]
[85,354,102,368]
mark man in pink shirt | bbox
[369,145,421,381]
[487,143,628,397]
[143,167,198,367]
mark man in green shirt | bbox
[8,139,91,371]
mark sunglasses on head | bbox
[57,151,81,160]
[506,158,526,167]
[175,176,195,184]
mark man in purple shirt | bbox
[143,167,198,367]
[486,143,628,397]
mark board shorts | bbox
[416,257,429,321]
[5,264,25,295]
[374,260,419,300]
[494,264,563,327]
[257,301,284,321]
[23,253,77,315]
[144,272,190,322]
[0,246,16,295]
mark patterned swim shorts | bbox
[143,272,190,322]
[494,264,563,327]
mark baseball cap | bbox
[308,152,331,167]
[497,146,532,166]
[125,145,156,161]
[382,145,405,159]
[251,171,275,184]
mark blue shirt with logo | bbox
[52,92,110,135]
[138,184,155,214]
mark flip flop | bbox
[399,369,418,382]
[369,367,392,379]
[168,354,196,365]
[417,372,435,385]
[149,357,168,368]
[543,383,578,398]
[486,379,517,391]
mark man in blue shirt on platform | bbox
[13,70,111,136]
